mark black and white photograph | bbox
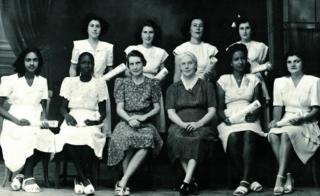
[0,0,320,195]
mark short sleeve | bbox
[166,84,176,109]
[97,78,109,102]
[217,75,228,91]
[41,78,49,100]
[151,79,161,103]
[114,78,124,103]
[310,77,320,106]
[106,45,114,67]
[60,77,72,100]
[124,45,135,55]
[206,81,216,108]
[273,78,283,106]
[0,75,14,97]
[257,43,268,63]
[173,43,184,56]
[251,74,260,87]
[208,44,219,57]
[160,49,169,64]
[70,41,80,64]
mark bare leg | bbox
[180,159,187,173]
[242,131,258,182]
[269,133,281,162]
[183,159,197,183]
[118,148,149,188]
[275,133,292,188]
[122,148,135,174]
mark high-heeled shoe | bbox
[115,181,124,196]
[273,175,285,196]
[73,178,84,194]
[284,173,294,194]
[83,179,95,195]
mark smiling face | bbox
[79,54,94,76]
[190,19,204,40]
[141,26,154,45]
[24,52,39,73]
[239,22,251,42]
[128,56,144,76]
[179,55,197,78]
[287,55,303,75]
[231,50,247,73]
[87,19,101,39]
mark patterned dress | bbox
[268,75,320,164]
[0,74,55,172]
[125,44,168,133]
[217,74,265,151]
[107,77,163,166]
[166,79,216,163]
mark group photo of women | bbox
[0,0,320,196]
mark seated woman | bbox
[107,50,163,196]
[0,48,55,193]
[268,51,320,195]
[216,43,265,196]
[166,52,216,196]
[55,52,108,195]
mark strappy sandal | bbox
[83,179,95,195]
[115,182,124,196]
[250,181,263,192]
[74,178,84,194]
[10,174,24,191]
[233,181,249,196]
[273,175,285,196]
[22,177,41,193]
[124,186,130,196]
[284,173,294,194]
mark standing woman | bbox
[108,50,163,196]
[166,52,216,196]
[56,52,108,195]
[69,13,113,136]
[124,19,169,133]
[217,43,265,196]
[0,48,55,193]
[268,51,320,195]
[173,17,219,82]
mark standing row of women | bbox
[0,13,319,196]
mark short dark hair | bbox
[13,47,43,77]
[283,50,305,76]
[126,50,147,66]
[181,17,208,41]
[235,15,256,38]
[226,43,250,73]
[77,52,94,76]
[81,13,108,37]
[135,19,161,46]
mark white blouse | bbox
[71,39,114,77]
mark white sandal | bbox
[22,177,41,193]
[10,174,24,191]
[250,181,263,192]
[74,179,84,194]
[83,179,95,195]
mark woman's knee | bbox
[243,131,258,145]
[280,133,290,142]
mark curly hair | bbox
[81,13,108,38]
[226,43,250,74]
[134,19,162,46]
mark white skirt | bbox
[55,109,106,158]
[0,105,55,172]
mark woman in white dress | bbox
[69,13,113,136]
[268,51,320,195]
[0,48,55,193]
[217,43,265,196]
[173,18,219,82]
[56,52,108,195]
[124,19,168,133]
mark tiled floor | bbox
[1,162,320,195]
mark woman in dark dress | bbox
[107,50,163,196]
[166,51,216,196]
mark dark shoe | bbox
[179,182,190,196]
[189,180,199,195]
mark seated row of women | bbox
[1,43,319,196]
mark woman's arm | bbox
[245,83,262,122]
[69,63,77,77]
[167,108,188,129]
[216,84,231,125]
[40,99,48,120]
[0,97,30,125]
[84,100,107,126]
[116,102,140,128]
[173,58,181,83]
[60,97,77,126]
[268,106,283,128]
[290,106,319,125]
[134,103,160,122]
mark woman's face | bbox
[190,19,204,40]
[239,22,251,42]
[231,50,247,73]
[24,52,39,73]
[287,55,303,75]
[141,26,154,45]
[179,55,197,77]
[128,56,144,76]
[79,55,94,75]
[87,20,101,39]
